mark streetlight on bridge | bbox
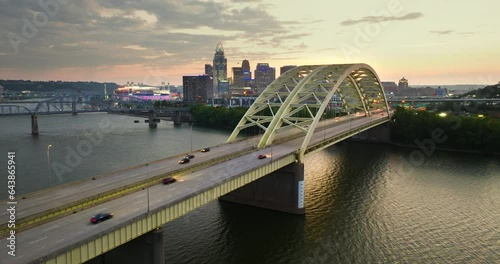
[146,162,150,213]
[190,123,195,153]
[47,144,52,188]
[143,158,150,214]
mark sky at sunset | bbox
[0,0,499,86]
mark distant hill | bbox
[460,84,500,98]
[0,80,119,94]
[411,84,486,91]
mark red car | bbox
[162,177,176,185]
[258,155,267,159]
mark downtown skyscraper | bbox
[212,42,229,97]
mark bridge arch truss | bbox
[0,105,32,115]
[228,63,390,160]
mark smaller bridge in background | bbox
[0,94,160,134]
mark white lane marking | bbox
[42,225,59,232]
[17,211,27,215]
[133,208,140,212]
[36,247,45,251]
[132,200,143,205]
[76,231,83,235]
[96,207,108,212]
[97,183,106,187]
[57,239,65,243]
[115,174,127,178]
[35,196,49,201]
[29,237,47,244]
[136,193,146,198]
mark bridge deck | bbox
[0,114,389,263]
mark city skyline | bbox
[0,0,499,86]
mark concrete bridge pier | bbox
[72,101,78,115]
[173,111,182,125]
[148,111,157,128]
[86,227,164,264]
[31,115,39,135]
[220,161,305,214]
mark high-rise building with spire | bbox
[213,42,228,97]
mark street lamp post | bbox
[146,163,150,213]
[271,145,273,163]
[47,144,52,187]
[190,123,195,153]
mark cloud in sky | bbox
[340,12,424,26]
[430,30,475,36]
[0,1,297,69]
[430,30,454,35]
[0,0,499,85]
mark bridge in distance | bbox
[1,64,392,263]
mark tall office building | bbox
[183,75,212,104]
[398,77,408,90]
[242,60,250,71]
[205,64,213,76]
[254,63,275,89]
[241,59,252,86]
[280,65,296,75]
[213,42,228,97]
[232,67,244,87]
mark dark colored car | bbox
[258,154,267,159]
[185,154,195,159]
[201,147,210,152]
[179,157,190,164]
[162,177,176,185]
[90,213,113,224]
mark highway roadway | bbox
[0,113,389,263]
[0,137,259,231]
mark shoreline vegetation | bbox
[189,105,500,155]
[390,107,500,155]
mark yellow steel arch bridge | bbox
[228,63,390,160]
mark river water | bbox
[1,113,499,263]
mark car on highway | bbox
[90,213,113,224]
[179,157,190,164]
[185,154,195,159]
[258,154,267,159]
[201,147,210,152]
[162,177,176,185]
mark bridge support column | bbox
[86,227,164,264]
[31,115,39,135]
[148,111,157,128]
[72,101,78,115]
[173,111,182,125]
[220,162,305,214]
